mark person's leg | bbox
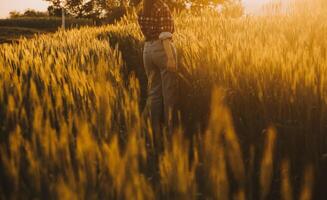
[142,45,165,184]
[161,69,179,134]
[143,47,164,135]
[153,42,179,134]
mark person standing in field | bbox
[138,0,179,135]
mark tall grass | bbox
[0,0,326,199]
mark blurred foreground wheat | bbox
[0,0,326,199]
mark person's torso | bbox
[138,0,174,41]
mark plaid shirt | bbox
[138,1,174,41]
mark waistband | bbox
[144,40,162,46]
[144,38,173,45]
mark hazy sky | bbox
[0,0,49,18]
[0,0,271,18]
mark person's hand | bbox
[167,56,177,72]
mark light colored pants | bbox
[142,40,179,135]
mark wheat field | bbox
[0,0,327,199]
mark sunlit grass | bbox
[0,0,326,199]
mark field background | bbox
[1,0,327,199]
[0,17,92,44]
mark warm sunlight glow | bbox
[0,0,49,18]
[0,0,326,199]
[243,0,272,13]
[0,0,272,18]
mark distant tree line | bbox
[43,0,243,22]
[9,9,49,18]
[10,0,243,22]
